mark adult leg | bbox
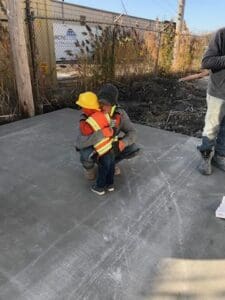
[213,114,225,171]
[197,94,225,175]
[79,147,96,180]
[115,143,140,164]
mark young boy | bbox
[76,91,116,195]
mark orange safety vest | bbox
[86,111,113,156]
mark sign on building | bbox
[53,23,98,62]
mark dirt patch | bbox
[1,75,207,138]
[118,76,207,137]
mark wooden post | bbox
[6,0,35,117]
[172,0,185,71]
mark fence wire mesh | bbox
[31,0,210,84]
[32,11,209,87]
[0,0,210,118]
[0,20,18,118]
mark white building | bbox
[50,1,162,61]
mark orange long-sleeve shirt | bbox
[79,109,121,136]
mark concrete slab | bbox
[0,108,225,300]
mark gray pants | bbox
[198,93,225,156]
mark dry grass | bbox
[0,22,18,117]
[62,21,209,90]
[0,17,210,120]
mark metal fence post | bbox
[111,25,116,79]
[25,0,42,114]
[154,31,161,76]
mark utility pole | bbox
[62,0,64,23]
[172,0,185,71]
[6,0,35,117]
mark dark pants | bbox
[79,143,140,170]
[79,147,96,170]
[216,116,225,156]
[115,143,140,163]
[96,150,115,188]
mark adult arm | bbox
[119,109,137,147]
[76,130,104,150]
[201,30,225,71]
[178,70,209,82]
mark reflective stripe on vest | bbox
[86,116,101,131]
[95,137,112,156]
[110,105,116,117]
[86,112,111,130]
[86,112,112,156]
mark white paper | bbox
[215,196,225,219]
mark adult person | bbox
[76,83,140,180]
[197,27,225,175]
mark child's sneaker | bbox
[91,184,105,195]
[107,185,115,192]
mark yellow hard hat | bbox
[76,92,100,110]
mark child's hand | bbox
[118,140,126,152]
[102,127,113,137]
[110,119,117,127]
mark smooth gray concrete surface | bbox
[0,108,225,300]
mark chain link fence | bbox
[0,18,18,120]
[0,0,210,118]
[31,2,209,82]
[33,12,209,106]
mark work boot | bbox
[114,165,121,176]
[84,167,96,180]
[198,149,214,175]
[212,153,225,172]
